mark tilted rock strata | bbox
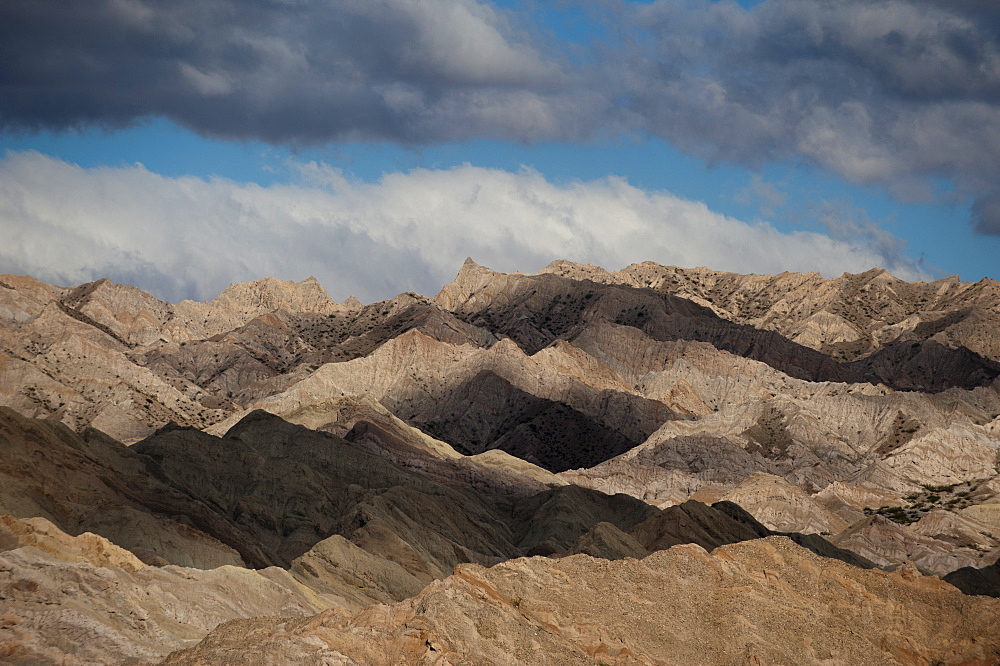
[0,516,340,664]
[0,541,329,664]
[0,407,246,570]
[444,259,1000,390]
[0,514,145,573]
[220,329,675,472]
[158,537,1000,666]
[288,534,426,611]
[1,407,900,665]
[544,259,1000,364]
[831,514,1000,575]
[719,473,852,535]
[3,260,1000,574]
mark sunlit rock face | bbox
[2,260,1000,664]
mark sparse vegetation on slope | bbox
[2,260,1000,664]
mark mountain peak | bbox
[340,295,363,310]
[540,260,611,281]
[433,257,499,309]
[209,275,336,314]
[840,267,899,283]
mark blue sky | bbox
[1,0,998,302]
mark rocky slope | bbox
[214,329,676,472]
[1,409,872,664]
[0,406,860,572]
[543,260,1000,364]
[158,537,1000,666]
[2,259,1000,663]
[3,261,999,573]
[441,258,1000,390]
[0,516,331,665]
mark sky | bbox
[1,0,999,303]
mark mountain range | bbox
[1,259,998,664]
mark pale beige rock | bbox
[0,545,331,665]
[221,392,464,460]
[911,509,1000,557]
[550,260,1000,363]
[814,480,906,510]
[559,319,1000,559]
[811,481,897,528]
[789,309,862,347]
[3,261,1000,573]
[832,515,988,574]
[217,327,672,467]
[0,274,357,441]
[961,502,1000,530]
[560,459,717,507]
[158,536,1000,666]
[289,534,426,611]
[0,274,64,322]
[0,515,145,572]
[208,390,566,497]
[0,299,226,441]
[720,473,850,534]
[874,424,999,490]
[467,449,568,489]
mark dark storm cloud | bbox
[972,192,1000,234]
[620,0,1000,234]
[5,0,1000,234]
[0,0,597,143]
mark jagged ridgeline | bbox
[1,259,1000,664]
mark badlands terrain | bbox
[1,259,999,664]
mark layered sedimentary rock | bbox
[3,259,1000,665]
[0,407,245,570]
[216,329,675,472]
[0,515,331,665]
[0,408,885,664]
[543,260,1000,365]
[158,537,1000,666]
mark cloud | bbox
[0,0,590,143]
[620,0,1000,232]
[971,191,1000,234]
[4,0,1000,234]
[735,174,787,217]
[0,150,928,303]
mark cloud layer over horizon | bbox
[3,0,1000,232]
[0,150,928,303]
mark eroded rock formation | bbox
[2,259,1000,664]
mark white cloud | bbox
[7,0,1000,233]
[0,150,929,303]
